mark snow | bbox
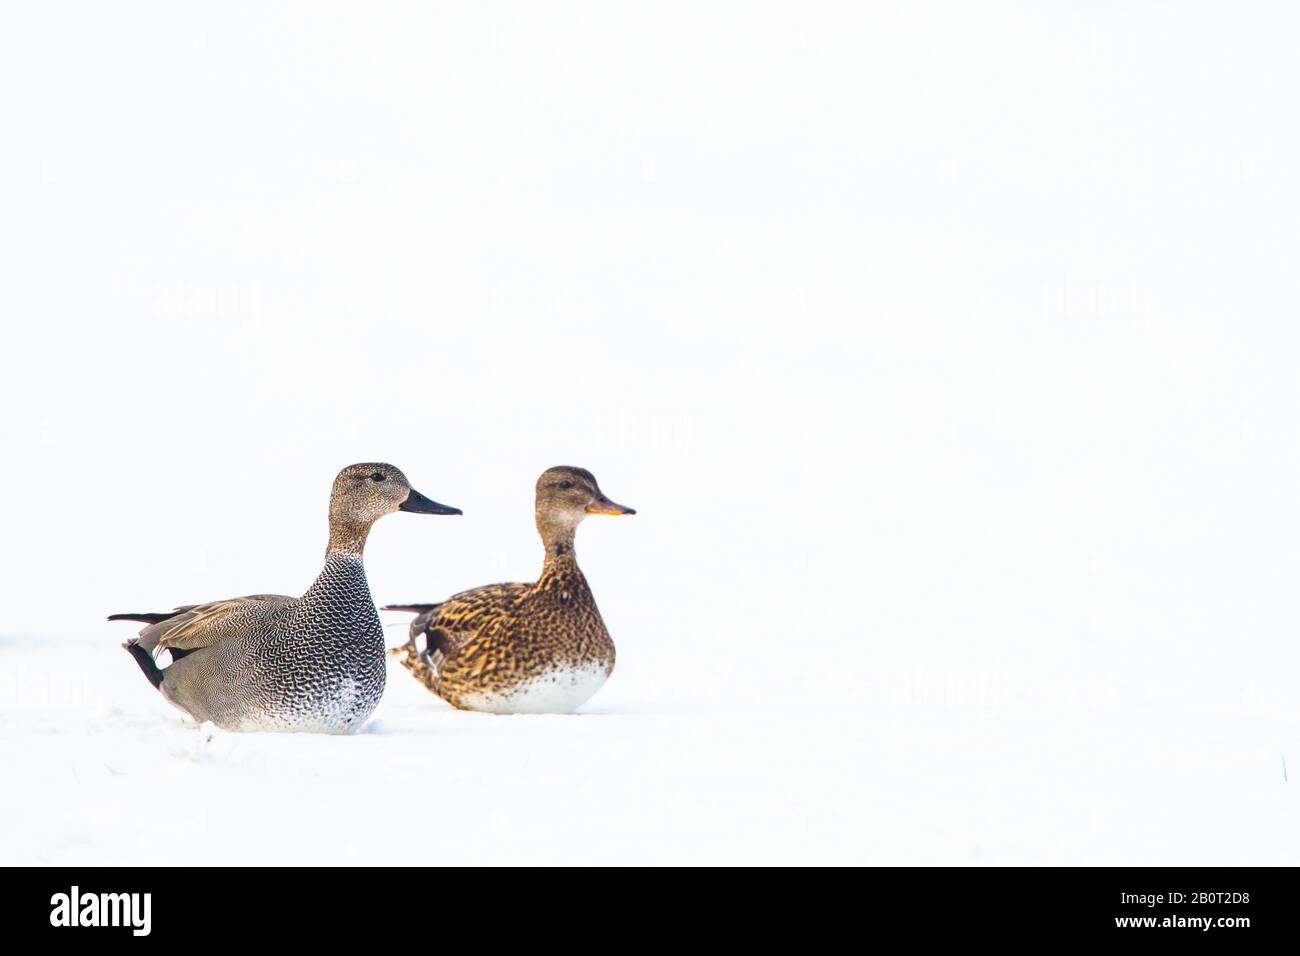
[2,4,1300,864]
[3,630,1298,865]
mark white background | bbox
[2,3,1298,864]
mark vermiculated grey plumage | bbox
[156,555,386,732]
[111,462,459,733]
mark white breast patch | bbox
[459,663,611,714]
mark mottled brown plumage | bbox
[387,466,635,714]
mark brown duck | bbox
[387,466,635,713]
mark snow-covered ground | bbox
[3,631,1299,865]
[2,4,1299,864]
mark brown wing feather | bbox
[424,584,530,643]
[387,583,531,695]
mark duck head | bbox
[535,466,634,547]
[328,462,460,555]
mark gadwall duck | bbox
[387,465,633,713]
[110,463,460,733]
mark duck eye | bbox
[558,479,574,490]
[370,473,386,482]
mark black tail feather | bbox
[108,612,174,624]
[381,603,442,614]
[123,641,165,690]
[382,603,444,647]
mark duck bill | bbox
[586,496,636,516]
[399,489,462,515]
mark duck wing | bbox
[386,583,530,673]
[110,594,293,658]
